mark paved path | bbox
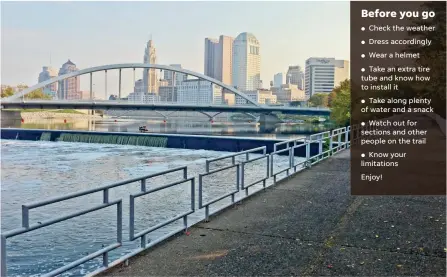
[101,150,446,276]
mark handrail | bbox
[205,146,266,172]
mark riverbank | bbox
[20,110,104,120]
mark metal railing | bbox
[2,127,352,277]
[205,146,266,172]
[1,166,187,277]
[129,178,195,247]
[241,155,270,196]
[199,164,240,221]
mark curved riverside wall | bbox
[0,128,320,157]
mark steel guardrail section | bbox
[1,200,123,277]
[240,154,270,196]
[1,166,187,277]
[205,146,266,172]
[199,164,240,221]
[129,178,195,248]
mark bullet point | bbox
[361,27,365,31]
[361,68,365,72]
[361,122,365,126]
[361,153,365,158]
[361,54,365,58]
[361,40,365,44]
[361,99,365,103]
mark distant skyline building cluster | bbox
[26,32,349,105]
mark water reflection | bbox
[2,117,332,139]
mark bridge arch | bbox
[4,63,261,107]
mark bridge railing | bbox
[1,127,351,277]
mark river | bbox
[1,139,295,277]
[3,117,331,140]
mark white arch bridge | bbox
[1,63,330,118]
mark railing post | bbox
[289,147,293,170]
[345,128,349,148]
[318,135,323,156]
[103,189,109,204]
[240,163,245,191]
[183,167,188,179]
[306,140,310,168]
[232,156,236,165]
[198,175,203,209]
[22,205,29,229]
[190,178,195,212]
[141,179,146,191]
[129,196,135,240]
[205,161,210,173]
[1,235,6,277]
[329,133,333,155]
[266,154,270,177]
[117,201,122,243]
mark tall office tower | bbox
[58,60,80,100]
[204,35,234,85]
[286,66,305,90]
[163,64,187,86]
[38,66,58,97]
[232,32,261,92]
[304,58,349,98]
[143,38,158,93]
[273,72,285,88]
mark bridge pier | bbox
[258,113,282,133]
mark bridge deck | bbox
[100,151,446,276]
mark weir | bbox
[1,128,323,156]
[56,133,168,147]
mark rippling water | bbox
[1,140,294,276]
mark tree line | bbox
[307,79,350,126]
[1,85,51,100]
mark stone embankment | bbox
[20,111,104,120]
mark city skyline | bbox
[1,1,350,95]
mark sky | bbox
[1,1,350,96]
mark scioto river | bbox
[1,140,294,277]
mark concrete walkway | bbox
[100,150,446,276]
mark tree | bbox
[1,86,15,98]
[308,93,329,107]
[328,79,350,107]
[330,87,351,126]
[26,88,52,100]
[1,85,51,99]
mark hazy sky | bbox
[1,1,349,95]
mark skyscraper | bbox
[204,35,234,85]
[38,66,58,97]
[143,38,158,93]
[273,72,285,88]
[164,64,187,86]
[58,60,80,100]
[304,58,349,98]
[286,66,305,90]
[232,32,261,92]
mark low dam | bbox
[0,128,323,157]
